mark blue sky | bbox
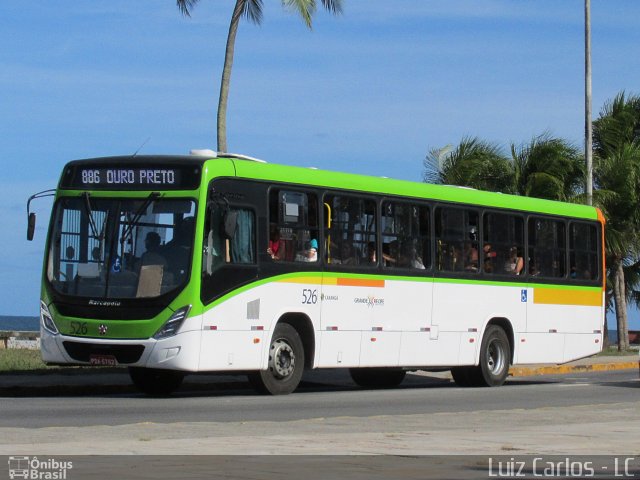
[0,0,639,329]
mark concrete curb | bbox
[509,360,638,377]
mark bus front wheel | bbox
[248,323,305,395]
[129,367,185,396]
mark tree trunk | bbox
[217,0,244,153]
[613,259,630,351]
[602,314,609,348]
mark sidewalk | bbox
[0,353,636,396]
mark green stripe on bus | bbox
[201,271,601,314]
[226,160,598,220]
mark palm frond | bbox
[283,0,314,28]
[320,0,343,14]
[176,0,199,17]
[243,0,264,24]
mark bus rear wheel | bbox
[248,323,305,395]
[452,325,511,387]
[349,368,406,389]
[129,367,185,396]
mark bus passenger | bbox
[140,232,167,269]
[367,241,377,264]
[483,243,497,273]
[296,238,318,262]
[267,226,284,260]
[504,247,524,275]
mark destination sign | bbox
[60,165,201,191]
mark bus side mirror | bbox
[27,213,36,241]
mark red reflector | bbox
[253,338,260,344]
[207,326,217,330]
[370,337,377,342]
[469,338,475,343]
[468,328,478,332]
[326,326,338,331]
[251,326,264,331]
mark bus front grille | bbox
[62,341,145,364]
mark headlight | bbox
[154,305,191,340]
[40,300,58,335]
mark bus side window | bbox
[324,195,376,267]
[435,207,478,273]
[483,212,524,276]
[203,204,255,276]
[269,189,319,263]
[381,201,430,270]
[528,217,566,278]
[569,223,599,281]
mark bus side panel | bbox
[379,279,433,367]
[198,279,321,371]
[318,276,368,368]
[431,282,526,367]
[198,291,267,372]
[523,287,603,364]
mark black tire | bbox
[129,367,185,396]
[349,368,407,389]
[472,325,511,387]
[450,366,474,387]
[248,323,305,395]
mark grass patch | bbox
[597,346,639,357]
[0,349,49,371]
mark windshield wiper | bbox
[119,192,161,245]
[81,192,104,242]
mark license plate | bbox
[89,354,118,366]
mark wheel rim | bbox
[270,338,295,379]
[486,338,506,376]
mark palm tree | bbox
[424,134,584,203]
[177,0,343,153]
[423,137,514,193]
[510,134,584,201]
[593,92,640,350]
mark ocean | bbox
[0,315,40,332]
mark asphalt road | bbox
[1,369,637,429]
[0,369,640,480]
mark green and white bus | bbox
[29,151,605,395]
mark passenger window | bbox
[528,218,566,278]
[202,199,256,275]
[381,201,430,270]
[324,195,376,266]
[569,223,599,281]
[483,213,524,275]
[268,190,319,263]
[435,207,479,273]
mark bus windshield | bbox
[47,196,196,299]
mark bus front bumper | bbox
[40,328,202,371]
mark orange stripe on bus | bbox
[336,278,385,288]
[533,288,602,307]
